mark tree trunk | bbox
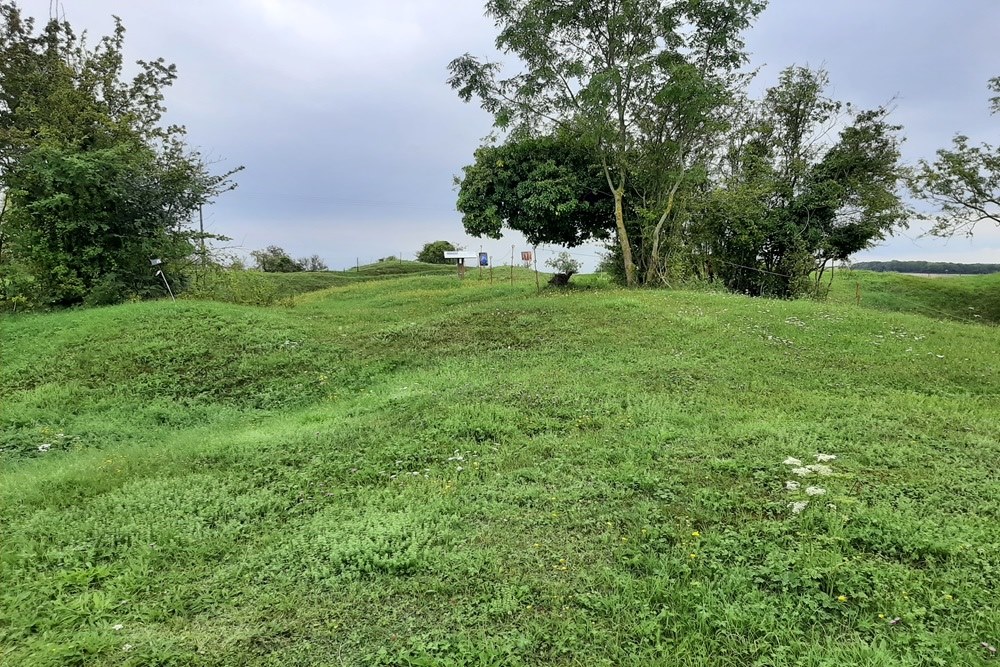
[613,187,636,287]
[644,176,683,285]
[601,154,636,287]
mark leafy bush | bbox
[545,251,582,286]
[250,246,303,273]
[182,266,279,306]
[417,241,458,264]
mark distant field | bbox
[2,271,998,666]
[897,273,979,278]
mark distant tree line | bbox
[852,261,1000,275]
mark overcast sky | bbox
[21,0,1000,270]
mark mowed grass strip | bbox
[1,274,998,666]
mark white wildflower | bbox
[783,457,802,466]
[37,444,51,452]
[113,624,124,631]
[784,481,800,491]
[815,453,837,462]
[456,466,464,473]
[122,644,134,652]
[789,501,809,514]
[807,464,833,476]
[791,467,813,477]
[805,486,826,496]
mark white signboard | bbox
[443,251,480,260]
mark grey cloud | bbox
[18,0,1000,268]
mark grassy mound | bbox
[181,261,459,305]
[2,274,998,666]
[259,261,460,296]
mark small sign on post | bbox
[443,250,480,279]
[479,252,489,267]
[150,258,175,301]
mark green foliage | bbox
[449,0,766,286]
[2,273,998,665]
[417,240,458,264]
[544,252,581,276]
[0,2,241,308]
[298,254,328,271]
[183,265,281,306]
[544,251,582,287]
[6,142,194,305]
[702,67,909,297]
[912,88,1000,237]
[910,77,999,237]
[456,133,613,247]
[250,245,303,273]
[0,242,36,311]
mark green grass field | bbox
[184,261,459,305]
[1,270,998,666]
[258,261,459,297]
[828,270,1000,326]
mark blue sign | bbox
[479,252,489,267]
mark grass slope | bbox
[827,270,1000,326]
[260,261,460,298]
[2,274,999,666]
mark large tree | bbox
[455,132,613,247]
[702,67,909,296]
[911,77,1000,237]
[417,240,458,264]
[0,2,240,306]
[449,0,765,286]
[250,246,302,273]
